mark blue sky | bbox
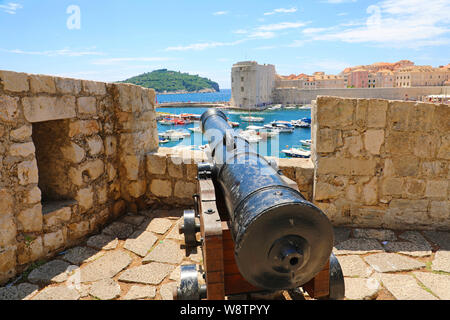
[0,0,449,88]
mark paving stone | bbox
[423,231,450,250]
[333,239,384,255]
[28,260,73,285]
[121,214,145,226]
[166,219,184,241]
[75,284,91,298]
[399,231,432,247]
[17,283,39,300]
[0,287,19,300]
[344,277,380,300]
[80,250,132,283]
[160,282,177,300]
[384,241,432,257]
[31,286,81,300]
[86,234,118,251]
[143,240,184,264]
[378,273,438,300]
[413,272,450,300]
[364,253,426,273]
[123,231,158,257]
[123,285,156,300]
[169,266,181,282]
[144,218,173,234]
[432,250,450,273]
[187,247,203,263]
[102,222,134,239]
[118,263,174,285]
[337,255,374,278]
[88,279,121,300]
[333,227,351,245]
[62,246,104,265]
[353,228,397,241]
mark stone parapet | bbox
[312,96,449,231]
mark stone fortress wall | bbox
[0,70,449,286]
[312,96,449,231]
[0,70,158,284]
[273,86,450,105]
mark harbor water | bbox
[156,105,312,159]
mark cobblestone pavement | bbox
[1,209,449,300]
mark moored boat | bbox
[282,147,311,158]
[240,116,264,122]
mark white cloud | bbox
[213,11,228,16]
[1,48,104,57]
[0,2,22,14]
[305,0,450,48]
[165,40,245,51]
[247,31,276,39]
[323,0,357,3]
[233,29,248,34]
[264,8,297,16]
[92,57,174,65]
[258,21,308,31]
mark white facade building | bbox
[231,61,276,109]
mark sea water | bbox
[156,105,311,159]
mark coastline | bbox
[157,88,219,95]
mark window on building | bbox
[241,77,244,82]
[241,87,244,92]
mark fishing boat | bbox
[158,118,186,126]
[240,116,264,123]
[264,121,294,133]
[282,147,311,158]
[291,120,311,128]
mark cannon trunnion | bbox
[174,109,344,300]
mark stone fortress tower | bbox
[231,61,276,109]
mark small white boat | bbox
[282,148,311,158]
[239,130,263,143]
[298,105,312,110]
[159,139,169,144]
[291,120,311,128]
[267,104,282,110]
[188,127,202,133]
[264,121,294,133]
[300,139,312,146]
[158,119,174,125]
[246,125,264,131]
[158,130,190,141]
[285,106,297,109]
[240,116,264,123]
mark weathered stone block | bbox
[316,97,355,128]
[355,99,368,128]
[17,159,39,185]
[69,120,100,137]
[0,214,17,247]
[429,201,449,220]
[86,135,104,156]
[55,77,81,95]
[104,136,117,156]
[10,125,32,141]
[388,101,415,131]
[43,207,71,229]
[385,131,414,155]
[43,230,65,252]
[128,180,147,198]
[0,248,16,285]
[437,134,450,160]
[405,179,426,198]
[364,129,384,155]
[367,99,388,128]
[314,181,342,201]
[60,142,85,164]
[390,156,419,177]
[409,103,435,132]
[68,221,90,240]
[23,96,76,123]
[0,70,29,92]
[17,204,43,232]
[174,181,196,199]
[122,154,141,181]
[0,95,20,122]
[316,128,339,153]
[17,236,44,264]
[434,104,450,133]
[69,160,104,186]
[115,83,143,113]
[425,180,448,198]
[9,142,36,158]
[0,188,14,215]
[77,97,97,115]
[76,187,94,213]
[343,134,363,157]
[150,179,172,198]
[413,134,438,159]
[362,178,378,205]
[106,163,117,182]
[147,153,167,175]
[82,80,106,95]
[29,74,56,94]
[317,157,377,176]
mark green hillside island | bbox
[119,69,220,94]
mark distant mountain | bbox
[119,69,220,94]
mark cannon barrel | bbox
[200,109,334,290]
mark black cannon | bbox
[174,109,344,300]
